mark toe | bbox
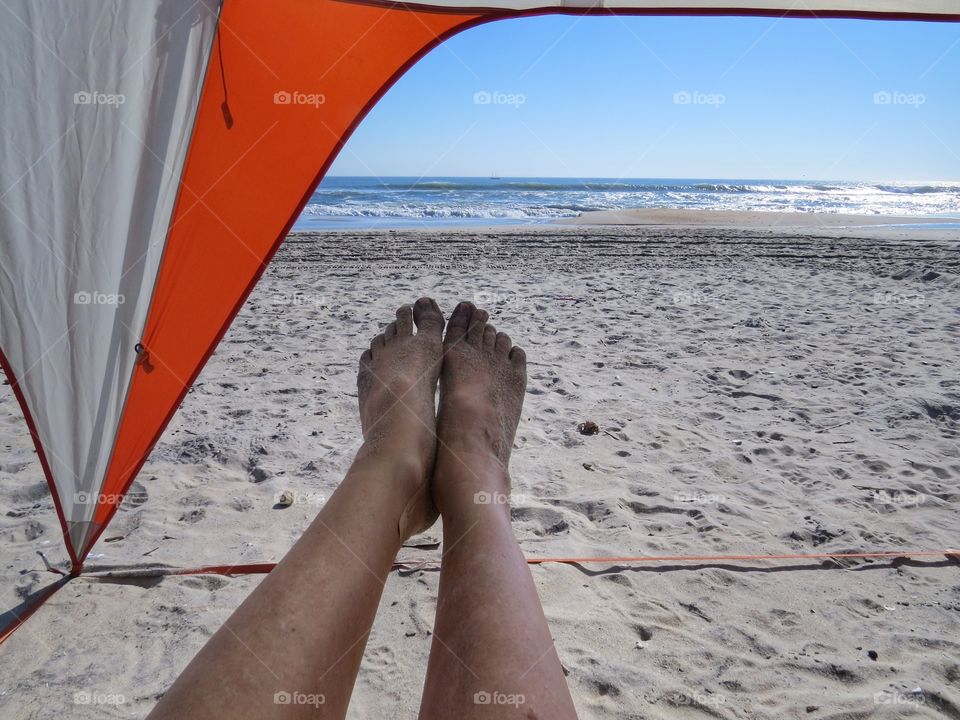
[444,301,474,344]
[509,345,526,369]
[467,309,489,345]
[359,349,372,368]
[370,333,385,356]
[483,324,497,350]
[413,297,444,340]
[395,304,414,335]
[384,321,398,340]
[495,332,512,354]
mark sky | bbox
[328,15,960,182]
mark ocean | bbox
[293,177,960,230]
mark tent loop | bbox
[37,551,67,576]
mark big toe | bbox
[413,297,444,340]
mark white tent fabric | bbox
[0,0,219,554]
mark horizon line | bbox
[323,175,960,183]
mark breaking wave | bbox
[295,177,960,229]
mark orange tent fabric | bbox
[88,0,485,564]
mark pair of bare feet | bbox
[355,298,526,540]
[149,298,577,720]
[352,303,578,718]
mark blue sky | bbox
[328,15,960,181]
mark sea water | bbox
[294,177,960,230]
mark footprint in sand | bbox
[633,625,654,641]
[178,508,206,524]
[510,506,569,536]
[548,499,613,525]
[120,480,148,509]
[602,574,633,589]
[587,678,621,698]
[182,575,228,591]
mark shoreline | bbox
[293,209,960,233]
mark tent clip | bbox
[135,343,155,373]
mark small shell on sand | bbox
[274,490,295,508]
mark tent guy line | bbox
[3,549,958,645]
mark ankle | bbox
[439,490,516,546]
[351,443,425,493]
[437,421,512,466]
[434,453,512,516]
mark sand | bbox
[2,215,960,719]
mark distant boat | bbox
[490,171,501,180]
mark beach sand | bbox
[2,214,959,718]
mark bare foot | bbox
[434,302,527,517]
[356,298,444,539]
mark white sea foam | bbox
[294,178,960,228]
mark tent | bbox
[1,0,957,621]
